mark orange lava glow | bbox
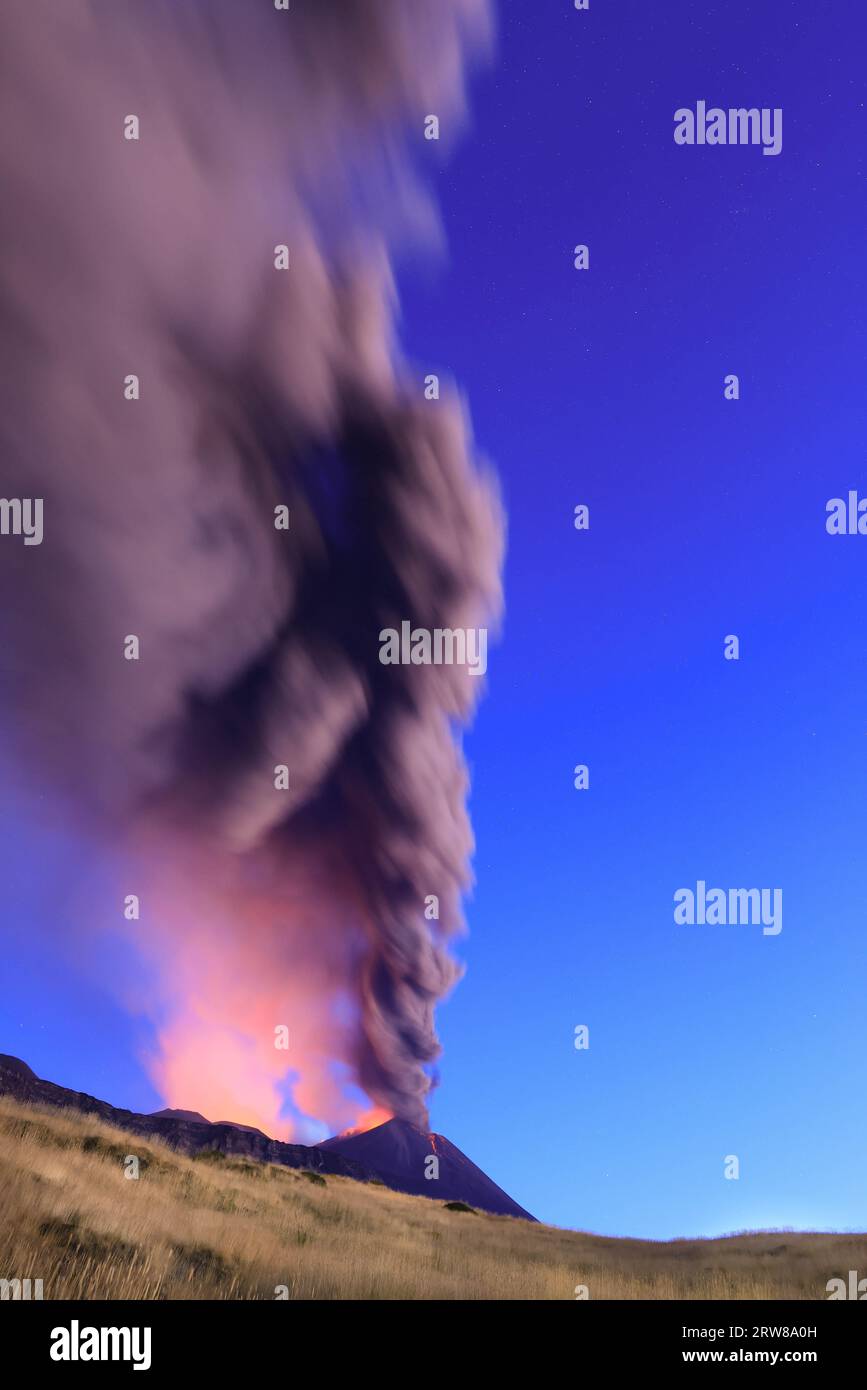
[125,837,392,1141]
[336,1105,393,1138]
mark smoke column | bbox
[0,0,502,1135]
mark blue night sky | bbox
[3,0,867,1237]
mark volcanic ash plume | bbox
[0,0,502,1134]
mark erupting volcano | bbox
[319,1117,536,1220]
[0,0,501,1140]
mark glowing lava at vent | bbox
[335,1107,395,1140]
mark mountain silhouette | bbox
[0,1054,533,1219]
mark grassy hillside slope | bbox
[0,1097,862,1300]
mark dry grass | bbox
[0,1096,863,1300]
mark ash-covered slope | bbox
[151,1108,212,1125]
[319,1117,536,1220]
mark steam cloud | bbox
[0,0,502,1132]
